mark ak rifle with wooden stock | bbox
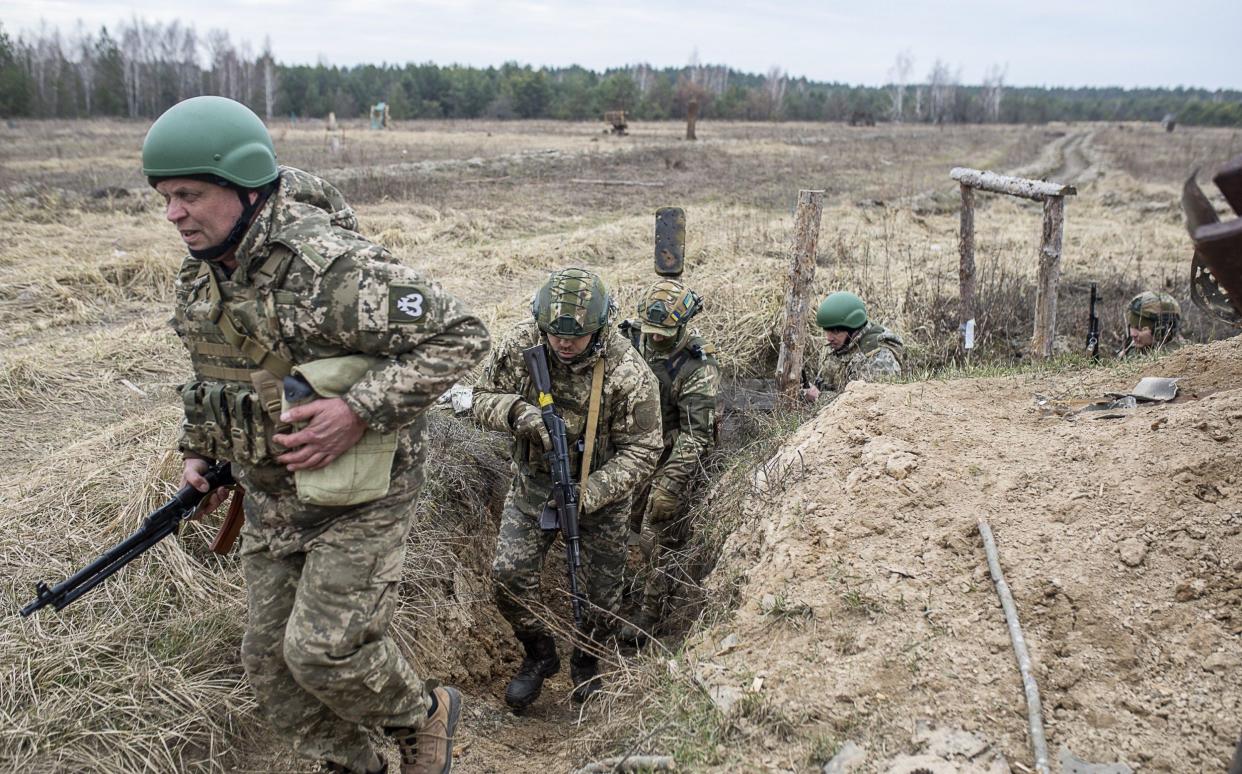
[20,462,241,617]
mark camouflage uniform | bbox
[472,321,662,640]
[170,166,489,771]
[620,322,719,621]
[810,322,904,395]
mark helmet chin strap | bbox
[189,183,275,262]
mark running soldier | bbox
[473,268,661,710]
[146,96,489,774]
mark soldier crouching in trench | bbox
[146,96,490,774]
[472,268,662,710]
[803,291,904,402]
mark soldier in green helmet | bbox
[146,96,489,774]
[617,278,720,641]
[804,291,904,402]
[473,268,662,710]
[1118,291,1183,357]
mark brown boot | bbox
[390,686,462,774]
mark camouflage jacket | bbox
[170,166,490,494]
[812,322,904,395]
[472,321,663,517]
[621,322,720,494]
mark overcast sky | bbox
[6,0,1239,90]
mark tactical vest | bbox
[621,322,718,449]
[171,250,297,474]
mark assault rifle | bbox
[20,462,236,617]
[1086,282,1100,361]
[521,344,586,631]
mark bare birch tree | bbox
[888,49,912,122]
[927,59,959,125]
[981,63,1006,123]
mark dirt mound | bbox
[686,337,1242,772]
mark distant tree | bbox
[889,49,913,122]
[596,71,639,114]
[981,63,1006,122]
[504,65,550,118]
[927,59,958,124]
[0,24,32,116]
[92,26,125,115]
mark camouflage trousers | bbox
[238,481,430,772]
[492,486,631,640]
[628,480,693,621]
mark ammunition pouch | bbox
[281,355,398,507]
[180,379,283,465]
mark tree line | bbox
[2,21,1239,127]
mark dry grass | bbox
[2,118,1238,771]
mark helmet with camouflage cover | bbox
[815,291,868,331]
[142,96,279,189]
[637,278,703,335]
[1126,291,1181,338]
[532,268,614,337]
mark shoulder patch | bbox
[389,285,429,323]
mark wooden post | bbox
[958,183,976,353]
[775,189,825,402]
[686,99,699,141]
[1030,196,1065,359]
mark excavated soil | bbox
[685,338,1242,772]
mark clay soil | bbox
[685,339,1242,772]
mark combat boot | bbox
[388,685,462,774]
[570,649,602,703]
[504,632,559,711]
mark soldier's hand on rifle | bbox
[182,457,232,519]
[274,397,368,471]
[644,485,679,525]
[801,384,821,402]
[510,402,552,451]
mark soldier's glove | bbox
[510,402,552,451]
[644,484,680,526]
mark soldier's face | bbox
[156,178,244,251]
[547,332,593,361]
[823,328,851,352]
[1129,326,1154,348]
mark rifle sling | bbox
[579,357,605,485]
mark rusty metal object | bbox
[603,110,628,136]
[1214,155,1242,216]
[654,206,685,277]
[1183,156,1242,327]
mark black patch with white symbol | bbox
[389,285,428,323]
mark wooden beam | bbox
[958,182,976,352]
[1030,196,1066,358]
[775,189,825,401]
[951,167,1076,201]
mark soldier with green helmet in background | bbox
[145,96,489,774]
[804,291,904,402]
[473,268,662,710]
[1119,291,1183,357]
[618,278,720,640]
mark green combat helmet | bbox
[142,95,278,188]
[142,96,280,261]
[1126,291,1181,339]
[532,268,614,337]
[815,291,868,330]
[637,278,703,335]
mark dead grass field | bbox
[1,117,1239,773]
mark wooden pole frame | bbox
[950,167,1077,359]
[775,189,825,401]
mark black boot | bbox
[504,632,559,711]
[570,649,602,703]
